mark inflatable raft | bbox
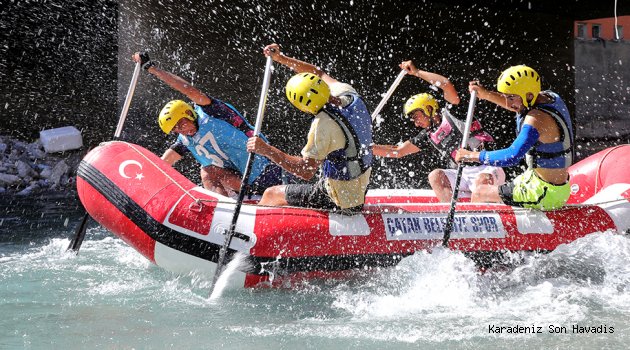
[76,142,630,287]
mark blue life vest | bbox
[516,91,574,169]
[178,105,269,184]
[321,93,373,181]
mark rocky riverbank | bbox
[0,135,82,197]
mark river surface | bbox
[1,195,630,349]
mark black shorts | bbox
[248,164,283,195]
[498,182,518,206]
[285,180,363,214]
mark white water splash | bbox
[209,252,249,300]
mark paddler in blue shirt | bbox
[455,65,575,210]
[132,52,288,196]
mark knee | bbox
[200,167,219,183]
[260,186,287,206]
[428,169,446,185]
[471,184,500,203]
[475,174,494,187]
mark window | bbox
[592,24,601,39]
[615,25,624,40]
[577,23,587,39]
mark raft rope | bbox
[121,142,628,217]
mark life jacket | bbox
[179,110,269,183]
[194,99,268,142]
[321,93,373,181]
[516,91,574,169]
[426,109,495,168]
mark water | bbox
[1,202,630,349]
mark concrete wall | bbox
[0,0,117,145]
[574,40,630,149]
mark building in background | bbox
[574,16,629,152]
[575,16,629,40]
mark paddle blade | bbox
[67,212,89,253]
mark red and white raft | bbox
[77,142,630,287]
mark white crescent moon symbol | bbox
[119,160,143,179]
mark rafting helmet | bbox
[158,100,198,134]
[285,73,330,114]
[404,93,439,119]
[497,65,541,108]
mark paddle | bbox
[442,90,478,247]
[209,55,273,295]
[67,61,142,253]
[371,69,407,124]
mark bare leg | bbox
[471,184,503,203]
[475,173,496,187]
[428,169,453,202]
[200,166,242,196]
[258,185,289,206]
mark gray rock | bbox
[17,182,40,196]
[27,142,46,159]
[8,149,20,161]
[16,160,36,178]
[0,143,7,154]
[11,140,27,153]
[2,163,17,175]
[0,186,5,194]
[50,160,69,187]
[39,165,53,179]
[0,173,21,186]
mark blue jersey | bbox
[175,102,270,184]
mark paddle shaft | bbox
[115,61,141,138]
[442,90,477,247]
[371,69,407,122]
[68,61,141,253]
[210,56,273,291]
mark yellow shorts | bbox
[498,169,570,210]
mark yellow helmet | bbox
[158,100,197,134]
[404,93,439,118]
[285,73,330,114]
[497,65,541,108]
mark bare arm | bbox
[469,81,512,111]
[132,52,211,106]
[373,141,420,158]
[149,67,211,105]
[161,149,182,165]
[400,61,460,105]
[526,109,562,143]
[263,44,339,86]
[246,137,321,180]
